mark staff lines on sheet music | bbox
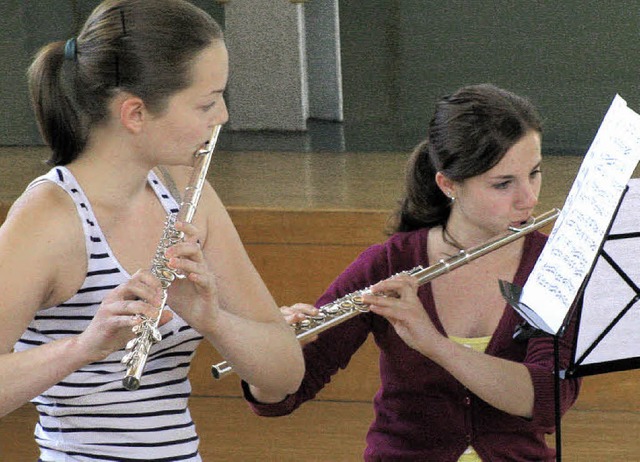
[519,94,640,334]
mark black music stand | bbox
[500,180,638,462]
[501,93,640,461]
[563,179,640,378]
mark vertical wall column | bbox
[305,0,343,122]
[223,0,342,132]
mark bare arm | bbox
[162,174,304,395]
[248,303,318,403]
[424,336,534,416]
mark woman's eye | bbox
[201,102,216,112]
[494,181,510,190]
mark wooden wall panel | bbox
[550,409,640,460]
[6,400,640,462]
[192,397,371,461]
[573,369,640,412]
[228,207,391,246]
[0,405,38,460]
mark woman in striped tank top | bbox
[0,1,304,460]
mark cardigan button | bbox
[463,396,471,406]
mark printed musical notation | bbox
[520,95,640,334]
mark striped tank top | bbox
[13,167,204,461]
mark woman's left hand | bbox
[361,274,440,354]
[163,220,219,330]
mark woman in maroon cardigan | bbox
[244,84,581,461]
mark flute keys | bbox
[310,312,326,321]
[324,304,340,315]
[352,295,371,312]
[157,268,177,283]
[125,337,138,351]
[293,319,312,336]
[150,327,162,343]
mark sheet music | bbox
[520,95,640,334]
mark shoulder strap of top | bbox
[147,169,180,215]
[155,166,182,204]
[25,167,101,262]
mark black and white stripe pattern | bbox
[14,167,204,461]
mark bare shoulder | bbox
[6,181,82,238]
[1,181,87,307]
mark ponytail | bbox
[28,41,87,165]
[390,139,451,233]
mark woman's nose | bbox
[215,99,229,126]
[518,182,539,209]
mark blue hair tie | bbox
[64,37,77,61]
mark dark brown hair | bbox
[392,84,542,233]
[28,0,224,166]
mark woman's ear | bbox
[118,95,146,134]
[435,171,456,199]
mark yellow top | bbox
[449,334,492,462]
[449,335,491,353]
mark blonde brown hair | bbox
[28,0,223,165]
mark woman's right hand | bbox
[76,270,169,362]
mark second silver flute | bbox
[211,208,560,380]
[122,125,222,391]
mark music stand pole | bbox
[554,335,562,462]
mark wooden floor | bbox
[1,147,640,460]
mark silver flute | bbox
[122,125,222,391]
[210,208,560,380]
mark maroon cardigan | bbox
[243,229,581,461]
